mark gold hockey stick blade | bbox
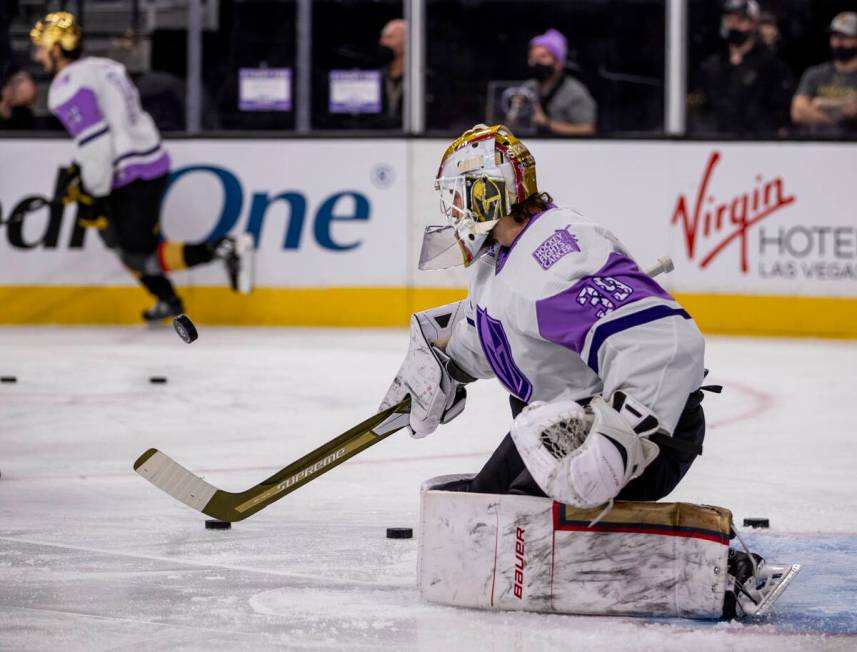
[134,397,411,522]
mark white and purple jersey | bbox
[48,57,170,197]
[446,205,705,435]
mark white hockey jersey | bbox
[48,57,170,197]
[446,205,705,435]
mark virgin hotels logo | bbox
[671,151,796,273]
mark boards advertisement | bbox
[2,138,856,333]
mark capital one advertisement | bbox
[0,139,408,288]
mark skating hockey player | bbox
[382,124,797,619]
[30,12,254,322]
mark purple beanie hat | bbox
[529,29,567,65]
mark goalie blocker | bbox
[418,476,799,620]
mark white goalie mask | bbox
[419,124,538,270]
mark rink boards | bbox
[1,138,856,336]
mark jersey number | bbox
[576,276,634,319]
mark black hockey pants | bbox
[468,390,706,502]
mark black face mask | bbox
[725,28,752,46]
[376,45,395,66]
[528,63,554,82]
[832,46,857,63]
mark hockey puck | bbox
[743,518,770,529]
[386,527,413,539]
[149,376,168,384]
[205,519,231,530]
[173,314,198,344]
[0,376,16,383]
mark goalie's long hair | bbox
[509,191,554,224]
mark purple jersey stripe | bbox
[112,151,171,189]
[476,306,533,401]
[113,143,163,166]
[78,125,110,147]
[587,305,691,373]
[535,252,673,356]
[53,88,105,138]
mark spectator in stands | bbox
[379,18,406,127]
[522,29,596,136]
[759,10,782,55]
[0,70,36,129]
[791,12,857,137]
[687,0,793,137]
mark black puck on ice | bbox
[149,376,168,384]
[386,527,413,539]
[205,519,231,530]
[0,376,16,383]
[743,518,770,529]
[173,314,198,344]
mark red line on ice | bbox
[707,380,775,430]
[6,379,774,483]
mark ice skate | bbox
[723,548,801,619]
[142,297,184,323]
[215,233,255,294]
[736,559,801,617]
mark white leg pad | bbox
[418,475,731,619]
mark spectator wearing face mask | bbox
[687,0,793,137]
[378,18,406,127]
[522,29,596,136]
[791,12,857,137]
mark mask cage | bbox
[435,173,510,229]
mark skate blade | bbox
[743,563,801,617]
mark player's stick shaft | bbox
[644,256,674,278]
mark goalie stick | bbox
[134,397,411,522]
[134,257,674,521]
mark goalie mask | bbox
[419,124,538,270]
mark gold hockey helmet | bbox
[436,124,538,217]
[421,125,540,269]
[31,12,82,52]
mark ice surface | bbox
[1,327,856,650]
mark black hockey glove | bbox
[55,165,110,229]
[55,163,85,205]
